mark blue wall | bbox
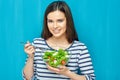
[0,0,120,80]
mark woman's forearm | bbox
[65,70,86,80]
[23,56,34,80]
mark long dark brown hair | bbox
[41,1,79,43]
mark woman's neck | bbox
[46,36,71,50]
[51,36,68,43]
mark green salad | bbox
[43,49,69,67]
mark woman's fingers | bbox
[29,47,35,53]
[27,46,33,50]
[47,65,69,75]
[47,65,60,72]
[24,41,31,48]
[24,41,35,54]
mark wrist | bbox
[64,70,78,79]
[65,71,86,80]
[64,70,71,77]
[28,54,34,59]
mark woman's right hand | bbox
[24,41,35,57]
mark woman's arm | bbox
[64,70,86,80]
[77,43,96,80]
[47,65,86,80]
[47,43,95,80]
[23,41,35,80]
[23,54,34,80]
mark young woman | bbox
[23,1,95,80]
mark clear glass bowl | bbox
[43,49,70,68]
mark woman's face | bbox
[47,10,67,38]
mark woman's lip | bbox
[53,29,60,33]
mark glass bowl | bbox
[43,49,70,68]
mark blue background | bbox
[0,0,120,80]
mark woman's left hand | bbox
[47,64,70,75]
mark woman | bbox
[23,1,95,80]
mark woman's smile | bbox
[47,10,67,38]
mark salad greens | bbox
[43,49,69,67]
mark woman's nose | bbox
[53,22,58,28]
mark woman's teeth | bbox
[53,30,60,33]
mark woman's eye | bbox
[58,19,63,22]
[48,20,53,23]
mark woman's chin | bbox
[52,34,61,38]
[52,33,66,39]
[53,35,61,38]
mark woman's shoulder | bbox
[73,40,86,46]
[33,37,44,41]
[32,37,45,43]
[72,40,88,51]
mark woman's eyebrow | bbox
[47,19,53,21]
[47,17,65,20]
[57,18,64,20]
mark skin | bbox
[46,10,69,74]
[46,10,86,80]
[46,10,70,50]
[23,10,86,80]
[47,10,67,39]
[23,41,34,80]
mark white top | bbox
[22,38,95,80]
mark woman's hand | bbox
[24,41,35,57]
[47,64,70,76]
